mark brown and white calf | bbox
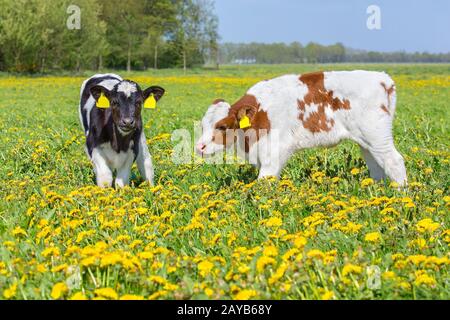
[79,74,165,187]
[196,71,407,185]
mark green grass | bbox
[0,64,449,300]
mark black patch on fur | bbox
[86,107,142,159]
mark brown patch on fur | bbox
[380,82,395,115]
[381,82,395,96]
[212,98,225,105]
[212,94,271,152]
[380,104,390,115]
[298,72,351,133]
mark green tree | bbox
[62,0,108,72]
[101,0,147,71]
[0,0,43,72]
[138,0,178,70]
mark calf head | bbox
[196,96,269,156]
[90,80,165,135]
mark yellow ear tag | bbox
[96,92,110,109]
[144,94,157,109]
[239,116,251,129]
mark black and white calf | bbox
[79,73,165,187]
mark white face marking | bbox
[117,81,137,98]
[197,102,231,155]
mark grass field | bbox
[0,64,449,300]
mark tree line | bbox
[0,0,219,73]
[220,42,450,64]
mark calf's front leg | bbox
[91,148,113,188]
[115,152,135,188]
[256,138,290,180]
[257,154,287,179]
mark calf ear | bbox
[143,86,165,102]
[90,85,111,109]
[142,86,165,109]
[236,105,257,129]
[236,105,257,120]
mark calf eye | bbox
[216,126,227,131]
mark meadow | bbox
[0,64,448,300]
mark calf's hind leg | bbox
[136,133,155,185]
[91,148,113,188]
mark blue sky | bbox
[215,0,450,53]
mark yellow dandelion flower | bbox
[51,263,68,273]
[321,290,334,300]
[382,271,396,279]
[12,226,27,237]
[238,265,251,274]
[148,275,167,285]
[331,177,340,183]
[198,260,214,277]
[282,248,299,261]
[163,283,179,291]
[306,249,325,260]
[263,245,278,257]
[80,256,97,267]
[234,289,257,300]
[256,256,276,273]
[135,208,148,215]
[414,271,436,287]
[94,287,118,300]
[51,282,68,299]
[3,282,18,299]
[392,253,404,261]
[41,247,60,257]
[204,288,214,297]
[364,232,382,243]
[120,294,144,300]
[342,264,363,276]
[268,263,287,284]
[264,217,283,227]
[416,218,440,233]
[294,236,307,248]
[408,238,427,249]
[148,290,168,300]
[70,292,88,300]
[361,178,374,187]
